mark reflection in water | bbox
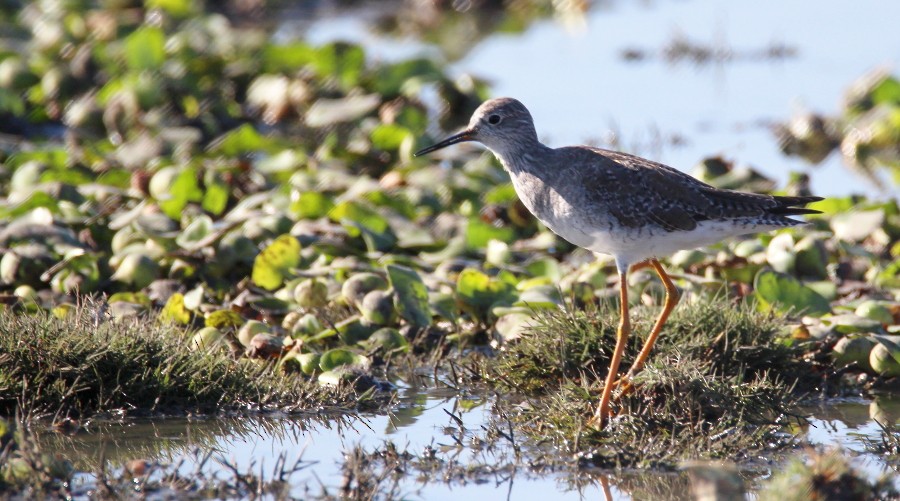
[29,381,900,499]
[800,395,900,485]
[34,413,361,471]
[29,377,695,499]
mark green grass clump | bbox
[0,304,356,419]
[482,297,819,467]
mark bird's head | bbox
[414,97,538,158]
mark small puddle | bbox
[35,377,899,500]
[800,395,900,485]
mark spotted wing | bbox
[576,148,821,232]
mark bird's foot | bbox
[592,374,641,428]
[587,408,609,430]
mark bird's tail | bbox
[768,195,824,217]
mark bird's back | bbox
[505,145,821,261]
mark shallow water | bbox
[801,395,900,484]
[298,0,900,198]
[41,377,900,500]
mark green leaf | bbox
[125,27,166,71]
[318,369,356,386]
[0,88,24,115]
[158,167,203,220]
[0,191,60,218]
[202,171,229,215]
[373,59,443,96]
[314,42,365,89]
[525,258,561,280]
[205,309,244,329]
[256,150,306,179]
[365,190,417,219]
[394,105,428,134]
[825,314,885,335]
[329,201,396,252]
[145,0,197,17]
[176,215,213,249]
[870,76,900,108]
[96,169,133,189]
[261,42,317,73]
[514,285,561,309]
[319,348,365,371]
[368,327,409,352]
[456,268,517,322]
[765,233,796,273]
[386,264,432,326]
[808,196,857,216]
[291,191,334,219]
[211,124,279,156]
[7,150,68,170]
[484,184,519,204]
[160,293,191,324]
[872,335,900,364]
[466,216,515,250]
[428,292,458,322]
[753,269,831,317]
[108,292,152,308]
[370,124,412,151]
[251,234,301,290]
[876,260,900,288]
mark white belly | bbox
[554,219,779,269]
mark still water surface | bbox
[46,378,900,500]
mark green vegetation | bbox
[478,299,814,466]
[778,70,900,187]
[0,302,359,419]
[1,1,898,410]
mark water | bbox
[300,0,900,198]
[41,384,900,500]
[802,396,900,484]
[46,376,642,500]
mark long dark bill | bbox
[413,130,474,157]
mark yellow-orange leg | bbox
[624,259,680,381]
[611,260,680,399]
[590,270,630,428]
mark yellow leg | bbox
[590,270,630,429]
[624,259,680,380]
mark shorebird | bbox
[414,97,822,428]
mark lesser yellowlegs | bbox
[415,97,822,428]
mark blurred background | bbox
[283,0,900,197]
[3,0,900,200]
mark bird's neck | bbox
[492,139,552,177]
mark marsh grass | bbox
[0,303,362,420]
[480,297,821,467]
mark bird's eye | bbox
[487,114,502,125]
